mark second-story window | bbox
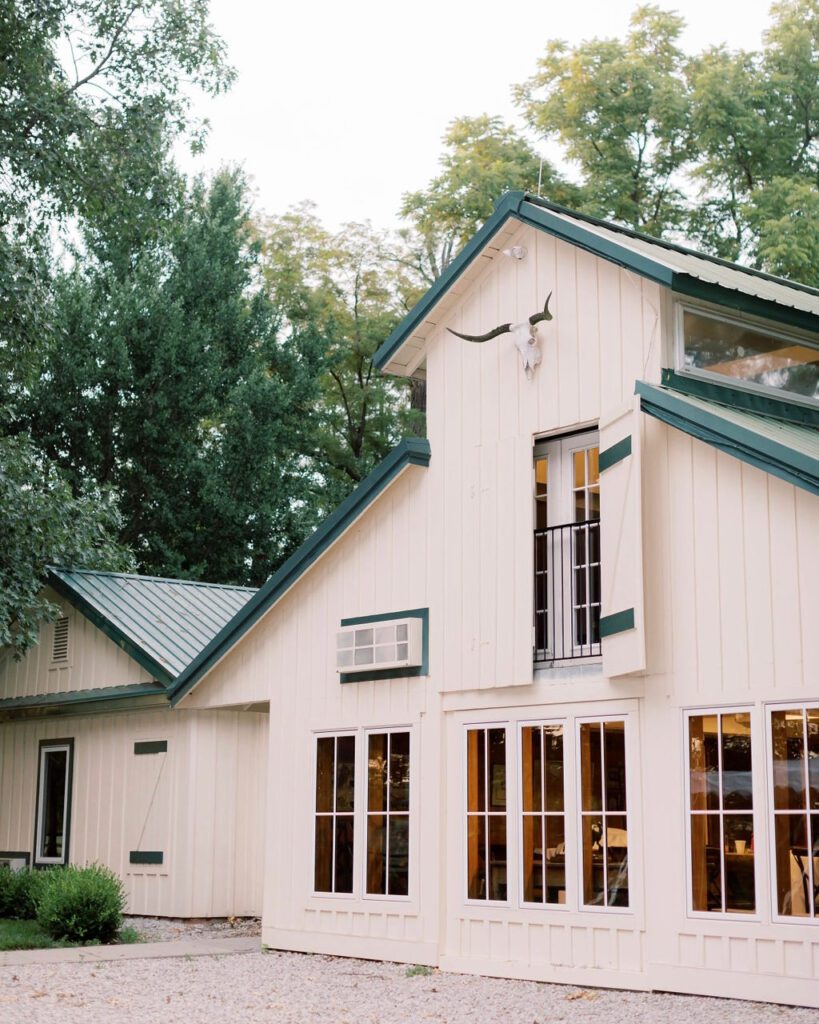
[534,431,600,662]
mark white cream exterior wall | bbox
[639,421,819,1006]
[0,588,151,700]
[424,223,664,691]
[0,707,267,917]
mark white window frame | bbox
[464,722,511,907]
[311,730,357,900]
[362,727,412,903]
[533,429,601,661]
[674,300,819,411]
[575,714,632,914]
[517,718,572,911]
[682,706,761,922]
[34,740,73,866]
[766,700,819,925]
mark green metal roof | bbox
[0,682,169,720]
[636,382,819,496]
[375,191,819,376]
[169,437,432,706]
[47,568,255,684]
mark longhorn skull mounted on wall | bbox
[447,293,553,380]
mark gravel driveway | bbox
[1,949,817,1024]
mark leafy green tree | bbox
[0,0,233,388]
[399,114,580,284]
[0,432,132,657]
[17,170,324,585]
[515,5,692,236]
[260,205,420,510]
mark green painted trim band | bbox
[672,274,819,338]
[46,571,174,686]
[129,851,163,865]
[339,608,430,683]
[660,368,819,429]
[170,438,432,706]
[599,435,632,472]
[599,608,635,637]
[134,740,167,755]
[374,190,819,373]
[637,381,819,497]
[0,682,168,712]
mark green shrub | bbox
[36,864,125,944]
[0,866,49,920]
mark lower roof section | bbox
[0,681,169,722]
[636,381,819,496]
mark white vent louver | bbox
[51,616,69,663]
[336,618,422,673]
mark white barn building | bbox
[4,193,818,1006]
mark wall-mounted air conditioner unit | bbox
[336,618,423,673]
[0,854,29,873]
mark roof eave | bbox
[636,380,819,496]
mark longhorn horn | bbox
[528,292,553,326]
[446,323,513,344]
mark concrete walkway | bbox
[0,935,259,967]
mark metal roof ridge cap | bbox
[168,437,431,706]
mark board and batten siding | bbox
[0,707,267,917]
[185,465,440,961]
[0,588,151,701]
[639,421,819,1006]
[424,222,664,692]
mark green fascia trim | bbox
[599,608,635,637]
[0,682,168,712]
[46,570,174,687]
[660,368,819,429]
[374,191,819,374]
[339,608,429,683]
[636,381,819,496]
[374,192,675,371]
[134,740,167,755]
[170,438,432,706]
[599,435,632,473]
[129,851,163,865]
[672,274,819,338]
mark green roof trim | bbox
[636,381,819,496]
[660,368,819,429]
[375,191,819,373]
[169,437,432,706]
[0,682,168,717]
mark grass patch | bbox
[405,964,433,977]
[0,918,143,951]
[0,918,63,951]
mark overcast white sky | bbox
[182,0,778,231]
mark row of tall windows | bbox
[313,706,818,919]
[465,720,629,909]
[687,705,819,919]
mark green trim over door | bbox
[599,435,632,472]
[129,851,163,865]
[134,740,167,755]
[599,608,635,637]
[339,608,429,683]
